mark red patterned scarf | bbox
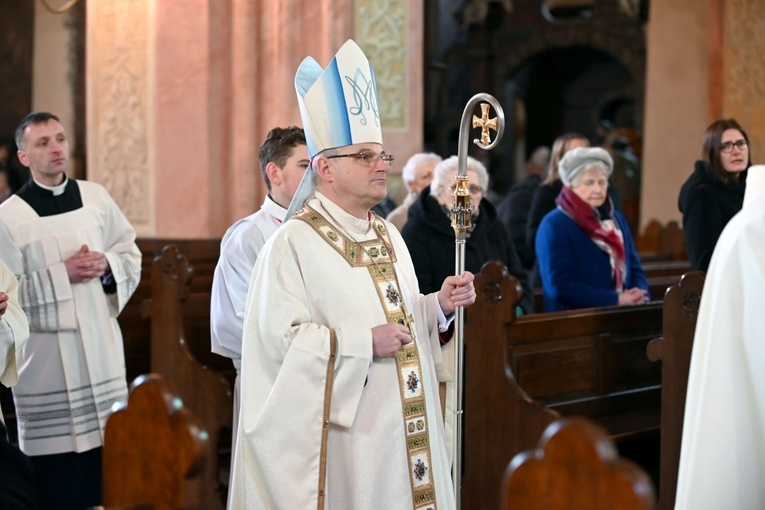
[555,186,626,291]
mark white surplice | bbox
[229,193,455,510]
[210,194,287,467]
[675,166,765,509]
[211,195,287,370]
[0,180,141,456]
[0,258,30,423]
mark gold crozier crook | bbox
[472,103,500,147]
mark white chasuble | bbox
[675,178,765,509]
[0,181,141,455]
[229,193,455,510]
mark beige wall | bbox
[35,1,765,236]
[32,4,76,157]
[82,0,421,237]
[641,0,765,230]
[640,0,710,229]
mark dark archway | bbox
[501,46,638,187]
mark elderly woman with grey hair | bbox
[401,155,533,314]
[386,152,442,230]
[535,147,648,312]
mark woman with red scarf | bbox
[535,147,649,312]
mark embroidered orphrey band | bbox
[295,204,438,510]
[317,330,337,510]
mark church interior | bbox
[1,0,763,509]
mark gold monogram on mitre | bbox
[472,103,499,146]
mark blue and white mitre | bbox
[286,39,383,219]
[295,39,382,157]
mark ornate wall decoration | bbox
[88,0,151,229]
[355,0,407,129]
[724,0,765,157]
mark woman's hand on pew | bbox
[437,271,476,314]
[618,287,650,306]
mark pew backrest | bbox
[103,373,206,510]
[646,270,704,510]
[501,417,656,510]
[141,245,232,510]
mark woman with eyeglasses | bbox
[679,118,750,273]
[401,155,534,314]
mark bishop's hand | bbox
[0,292,8,319]
[371,323,412,359]
[437,271,476,315]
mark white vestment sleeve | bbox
[210,221,267,366]
[245,235,372,430]
[101,194,142,316]
[0,259,30,388]
[0,221,76,332]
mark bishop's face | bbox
[322,142,392,218]
[18,120,70,186]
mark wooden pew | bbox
[646,271,704,510]
[141,245,233,510]
[532,258,691,313]
[119,238,222,384]
[638,219,687,262]
[462,260,663,510]
[501,417,656,510]
[103,373,207,510]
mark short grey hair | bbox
[401,152,442,184]
[430,155,489,196]
[569,162,610,188]
[558,146,613,187]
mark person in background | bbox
[525,133,590,285]
[386,152,441,231]
[535,147,648,312]
[210,125,308,464]
[497,145,550,271]
[0,112,142,510]
[0,258,35,510]
[402,155,533,315]
[675,164,765,509]
[678,118,749,273]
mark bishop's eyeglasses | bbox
[327,149,395,167]
[719,139,749,153]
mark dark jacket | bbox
[678,160,746,273]
[496,174,541,271]
[401,186,534,314]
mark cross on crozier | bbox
[472,103,499,146]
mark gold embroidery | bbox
[294,203,439,510]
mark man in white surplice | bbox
[0,112,141,510]
[228,40,473,510]
[210,126,308,461]
[675,164,765,509]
